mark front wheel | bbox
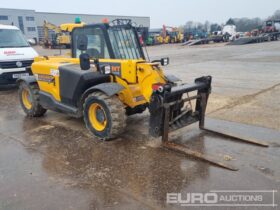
[83,92,126,140]
[18,82,47,117]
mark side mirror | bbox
[151,57,170,66]
[79,53,90,70]
[28,38,36,46]
[161,57,169,66]
[77,35,88,51]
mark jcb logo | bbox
[111,66,121,72]
[111,65,121,76]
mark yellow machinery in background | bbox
[163,25,184,43]
[146,29,164,45]
[43,19,84,49]
[156,34,164,44]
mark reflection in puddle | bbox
[21,117,210,208]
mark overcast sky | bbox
[2,0,280,27]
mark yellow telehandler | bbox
[18,19,268,170]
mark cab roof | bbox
[0,24,19,30]
[60,22,85,32]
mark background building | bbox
[0,8,150,42]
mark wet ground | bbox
[0,42,280,209]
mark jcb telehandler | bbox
[18,19,268,170]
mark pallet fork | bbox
[149,76,269,171]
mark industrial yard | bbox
[0,41,279,209]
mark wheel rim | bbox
[88,103,107,131]
[22,88,32,110]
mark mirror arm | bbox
[151,59,161,63]
[151,57,169,66]
[93,59,101,72]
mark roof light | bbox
[75,17,81,24]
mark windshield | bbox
[108,27,143,60]
[73,27,110,59]
[170,31,178,37]
[149,32,160,37]
[266,21,273,26]
[0,29,29,48]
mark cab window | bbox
[73,27,110,59]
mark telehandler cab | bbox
[18,19,268,170]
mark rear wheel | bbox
[83,92,126,140]
[19,82,47,117]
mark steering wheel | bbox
[86,48,100,58]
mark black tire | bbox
[18,82,47,117]
[83,91,126,140]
